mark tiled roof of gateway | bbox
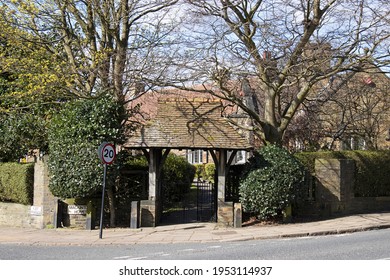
[124,97,252,150]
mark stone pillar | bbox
[315,158,355,214]
[218,201,234,227]
[31,155,57,229]
[140,200,159,227]
[233,203,242,228]
[130,201,140,229]
[215,149,235,226]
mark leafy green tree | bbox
[0,11,70,110]
[48,95,130,226]
[0,9,69,162]
[239,145,305,220]
[0,111,47,162]
[161,154,196,206]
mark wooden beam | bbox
[227,150,237,171]
[217,149,227,201]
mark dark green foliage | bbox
[0,112,47,162]
[118,153,149,201]
[239,145,305,220]
[295,150,390,197]
[193,163,215,182]
[162,154,196,205]
[0,163,34,205]
[193,164,204,179]
[47,95,126,199]
[204,163,215,182]
[107,152,196,224]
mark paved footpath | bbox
[0,213,390,246]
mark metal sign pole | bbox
[99,163,107,239]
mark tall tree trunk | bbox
[106,185,116,227]
[262,123,284,145]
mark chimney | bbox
[263,51,271,60]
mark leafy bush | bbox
[48,95,126,199]
[119,153,196,208]
[239,145,305,220]
[193,163,215,182]
[162,154,196,204]
[0,112,47,162]
[204,163,215,182]
[193,164,205,179]
[0,163,34,205]
[295,150,390,197]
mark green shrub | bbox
[48,95,126,199]
[239,145,305,220]
[193,164,205,179]
[193,163,215,182]
[295,150,390,197]
[204,163,215,182]
[162,154,196,205]
[125,154,148,169]
[0,112,47,162]
[121,153,196,205]
[119,153,149,200]
[0,163,34,205]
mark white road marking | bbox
[128,256,148,260]
[113,256,131,260]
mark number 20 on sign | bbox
[98,142,116,165]
[97,142,116,239]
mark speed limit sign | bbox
[98,142,116,165]
[97,142,116,239]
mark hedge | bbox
[0,163,34,205]
[239,145,305,220]
[294,150,390,197]
[124,153,196,204]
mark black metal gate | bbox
[161,180,216,224]
[196,180,216,222]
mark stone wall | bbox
[309,158,390,216]
[217,201,234,227]
[0,156,58,229]
[315,158,355,213]
[0,202,32,227]
[140,200,159,227]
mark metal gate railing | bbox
[196,180,216,222]
[161,180,216,224]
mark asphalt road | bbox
[1,228,390,260]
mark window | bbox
[187,150,203,164]
[228,150,247,165]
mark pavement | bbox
[0,212,390,246]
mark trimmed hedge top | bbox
[0,162,34,205]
